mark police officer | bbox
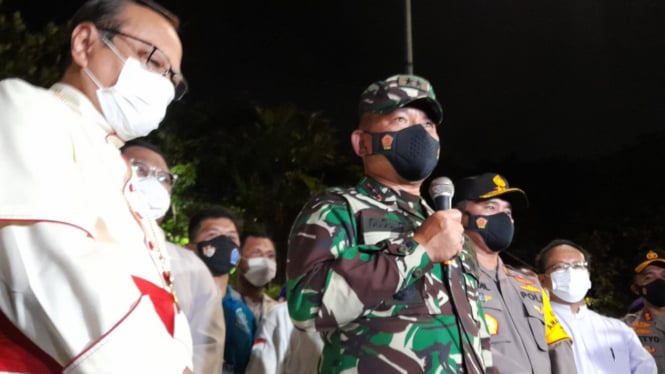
[624,249,665,373]
[453,173,577,374]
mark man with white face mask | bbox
[236,232,279,316]
[121,139,226,374]
[536,239,656,374]
[0,1,192,373]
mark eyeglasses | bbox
[546,261,588,273]
[97,27,188,100]
[130,159,178,187]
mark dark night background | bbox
[5,0,665,313]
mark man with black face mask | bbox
[624,249,665,372]
[454,173,577,374]
[287,75,495,373]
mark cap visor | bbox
[402,98,443,125]
[635,259,665,273]
[479,188,528,208]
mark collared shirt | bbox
[287,177,493,373]
[624,310,665,373]
[478,257,576,374]
[238,289,279,327]
[552,302,656,374]
[223,286,257,374]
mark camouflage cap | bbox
[634,249,665,273]
[358,74,443,125]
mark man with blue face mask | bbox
[454,173,577,374]
[0,1,192,372]
[536,239,656,374]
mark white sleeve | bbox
[282,321,325,374]
[172,244,225,374]
[624,323,657,374]
[246,304,285,374]
[0,222,191,373]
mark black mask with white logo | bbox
[196,235,240,276]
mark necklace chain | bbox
[52,87,179,310]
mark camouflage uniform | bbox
[287,177,494,373]
[623,311,665,372]
[478,257,576,374]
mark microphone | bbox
[428,176,455,211]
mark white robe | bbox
[552,302,656,374]
[0,79,193,373]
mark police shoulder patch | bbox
[485,313,499,336]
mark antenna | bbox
[404,0,414,74]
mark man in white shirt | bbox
[536,239,656,374]
[246,302,323,374]
[0,1,193,372]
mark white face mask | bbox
[135,177,171,220]
[243,257,276,287]
[84,39,175,141]
[550,268,592,303]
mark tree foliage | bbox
[0,2,67,86]
[150,98,362,282]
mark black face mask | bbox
[465,212,514,252]
[639,278,665,307]
[196,235,240,276]
[368,125,440,181]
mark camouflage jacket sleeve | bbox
[286,189,433,331]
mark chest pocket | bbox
[523,297,547,352]
[639,333,665,360]
[479,283,509,342]
[359,216,409,248]
[355,211,427,314]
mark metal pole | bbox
[405,0,414,74]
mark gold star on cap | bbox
[492,174,508,192]
[634,249,665,273]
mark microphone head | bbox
[429,176,455,200]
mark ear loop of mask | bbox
[100,34,127,62]
[82,34,127,89]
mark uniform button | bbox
[413,268,423,278]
